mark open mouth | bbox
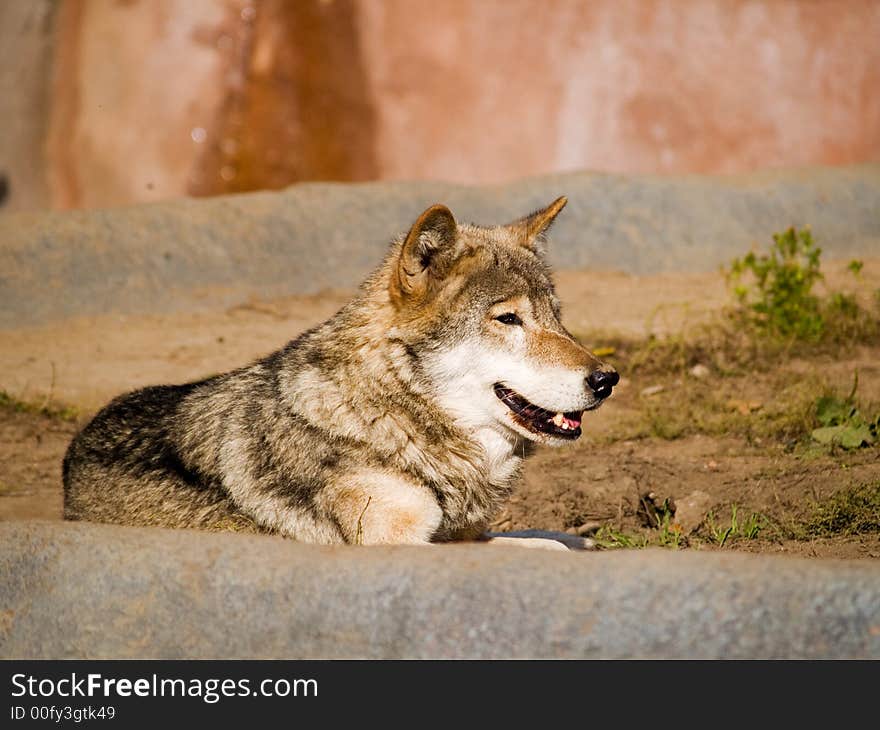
[493,383,583,439]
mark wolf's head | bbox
[385,198,618,446]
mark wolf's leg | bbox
[317,468,442,545]
[482,536,570,551]
[482,530,595,551]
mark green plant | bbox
[728,226,825,341]
[637,495,685,548]
[593,526,648,550]
[726,229,879,347]
[738,510,764,540]
[654,511,684,548]
[811,372,878,450]
[706,505,766,547]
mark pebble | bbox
[674,490,717,534]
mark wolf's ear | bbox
[506,196,567,252]
[392,204,458,301]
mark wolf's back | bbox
[61,380,248,529]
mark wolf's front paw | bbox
[482,530,595,551]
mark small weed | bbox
[811,372,878,450]
[823,290,879,345]
[593,525,648,550]
[0,389,79,422]
[798,482,880,537]
[354,496,372,546]
[636,494,685,548]
[705,505,767,547]
[595,495,685,550]
[739,511,764,540]
[654,512,685,548]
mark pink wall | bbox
[6,0,879,210]
[356,0,880,181]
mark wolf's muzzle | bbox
[587,369,620,400]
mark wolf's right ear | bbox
[391,204,458,302]
[506,196,567,253]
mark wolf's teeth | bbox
[551,412,565,426]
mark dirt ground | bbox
[1,259,878,558]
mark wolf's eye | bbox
[495,313,522,326]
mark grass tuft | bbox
[0,389,80,422]
[798,482,880,537]
[704,505,767,547]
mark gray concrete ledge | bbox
[1,521,878,659]
[1,165,879,328]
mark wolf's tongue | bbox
[563,415,581,429]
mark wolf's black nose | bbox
[587,369,619,400]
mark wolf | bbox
[63,197,619,546]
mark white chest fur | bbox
[472,426,522,485]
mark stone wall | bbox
[1,165,878,328]
[1,0,879,212]
[3,521,878,658]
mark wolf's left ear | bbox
[506,196,568,252]
[392,203,459,302]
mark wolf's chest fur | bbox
[472,427,522,486]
